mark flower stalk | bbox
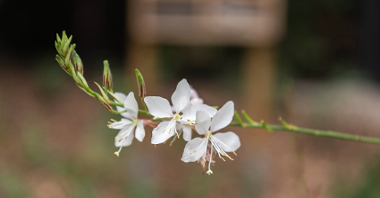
[229,115,380,145]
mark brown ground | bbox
[0,64,379,198]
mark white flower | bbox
[144,79,192,144]
[169,85,217,142]
[181,101,241,175]
[108,92,145,156]
[179,103,217,141]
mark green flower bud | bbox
[55,54,70,75]
[64,44,76,76]
[72,51,84,75]
[94,93,113,111]
[135,69,146,98]
[103,60,113,92]
[62,35,72,58]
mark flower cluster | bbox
[108,79,241,174]
[56,32,380,177]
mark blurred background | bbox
[1,0,380,197]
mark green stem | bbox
[138,109,151,115]
[229,122,380,145]
[108,101,124,108]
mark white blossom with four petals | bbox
[181,101,241,175]
[108,92,145,156]
[179,103,217,141]
[144,79,193,144]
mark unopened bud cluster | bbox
[55,31,119,113]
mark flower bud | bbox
[72,51,84,75]
[135,69,146,98]
[94,93,113,111]
[64,44,76,76]
[62,35,72,58]
[55,33,63,57]
[103,60,113,92]
[55,54,70,75]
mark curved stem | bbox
[229,122,380,145]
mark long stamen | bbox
[207,145,214,175]
[114,146,122,157]
[202,148,207,170]
[175,127,180,139]
[209,138,223,158]
[209,136,233,160]
[170,129,182,146]
[214,136,238,156]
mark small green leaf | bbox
[279,117,290,129]
[262,121,271,131]
[241,110,258,125]
[234,111,245,127]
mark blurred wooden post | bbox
[243,47,277,145]
[127,43,160,95]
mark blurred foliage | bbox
[333,156,380,198]
[0,168,28,198]
[280,0,361,79]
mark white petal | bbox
[200,104,218,117]
[182,125,192,141]
[114,92,133,118]
[171,79,191,113]
[115,131,134,147]
[179,104,193,119]
[115,125,135,147]
[116,105,126,113]
[190,98,204,105]
[135,120,145,142]
[144,96,173,118]
[185,104,217,120]
[213,132,241,151]
[123,92,139,119]
[115,124,134,139]
[151,121,176,144]
[116,106,134,119]
[114,92,127,103]
[181,137,208,162]
[195,111,211,135]
[210,101,234,132]
[109,119,133,129]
